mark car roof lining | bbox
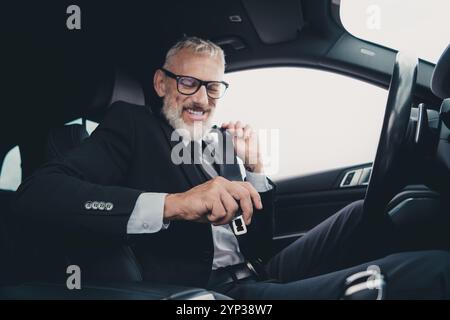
[0,0,442,154]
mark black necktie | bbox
[186,140,221,181]
[189,140,221,176]
[203,141,222,175]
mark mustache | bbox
[182,103,213,112]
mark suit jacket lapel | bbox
[154,115,243,186]
[154,113,207,188]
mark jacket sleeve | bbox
[13,102,144,238]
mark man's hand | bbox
[221,121,264,173]
[163,176,262,226]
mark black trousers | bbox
[213,200,450,299]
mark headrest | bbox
[88,68,146,121]
[431,44,450,99]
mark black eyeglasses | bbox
[160,68,229,99]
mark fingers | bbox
[224,181,263,225]
[221,122,230,129]
[242,124,252,139]
[239,181,263,211]
[212,191,239,226]
[224,184,252,225]
[224,122,237,136]
[207,199,227,224]
[206,177,238,225]
[235,121,244,138]
[221,121,252,139]
[203,176,262,227]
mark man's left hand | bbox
[221,121,264,173]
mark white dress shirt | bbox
[126,138,272,269]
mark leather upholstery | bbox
[0,282,232,300]
[88,68,146,121]
[40,69,148,283]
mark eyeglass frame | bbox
[160,68,229,99]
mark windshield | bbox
[340,0,450,64]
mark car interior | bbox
[0,0,449,299]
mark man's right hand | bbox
[163,176,263,226]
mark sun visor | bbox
[242,0,304,45]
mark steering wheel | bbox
[363,52,418,218]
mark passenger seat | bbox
[45,68,147,283]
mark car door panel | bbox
[272,163,372,249]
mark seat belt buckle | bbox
[231,214,247,235]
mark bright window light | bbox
[0,146,22,191]
[340,0,450,63]
[216,68,387,179]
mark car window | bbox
[86,120,99,135]
[214,67,387,180]
[340,0,450,64]
[65,118,99,135]
[0,118,100,192]
[0,146,22,191]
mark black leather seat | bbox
[47,67,146,160]
[0,189,17,285]
[1,67,231,299]
[13,68,149,285]
[0,282,231,300]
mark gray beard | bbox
[161,100,214,142]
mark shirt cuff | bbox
[245,171,273,192]
[127,193,170,234]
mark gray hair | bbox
[163,36,226,68]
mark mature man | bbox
[14,37,450,299]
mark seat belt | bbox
[211,126,248,236]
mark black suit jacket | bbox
[13,101,275,287]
